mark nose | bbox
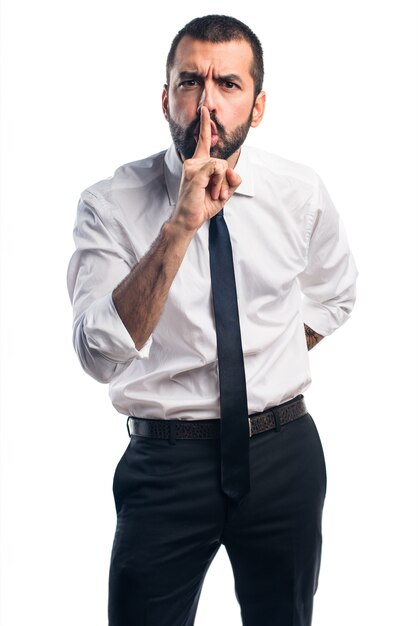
[197,83,216,115]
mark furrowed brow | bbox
[176,71,243,86]
[218,74,243,85]
[177,71,201,81]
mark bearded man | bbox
[67,14,358,626]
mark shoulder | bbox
[243,144,322,189]
[80,149,167,210]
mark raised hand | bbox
[170,106,242,233]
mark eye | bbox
[179,80,200,88]
[222,80,239,90]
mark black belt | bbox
[127,395,307,441]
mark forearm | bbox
[304,323,324,351]
[112,220,195,350]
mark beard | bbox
[167,109,253,161]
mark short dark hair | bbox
[166,15,264,97]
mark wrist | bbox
[163,218,197,245]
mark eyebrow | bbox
[177,71,243,85]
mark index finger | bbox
[193,106,211,158]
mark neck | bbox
[228,148,241,169]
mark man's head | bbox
[162,15,266,163]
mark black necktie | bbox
[209,208,250,502]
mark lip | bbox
[194,120,219,148]
[194,132,219,148]
[194,119,218,137]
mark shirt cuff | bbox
[302,299,351,337]
[82,292,152,362]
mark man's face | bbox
[162,36,265,164]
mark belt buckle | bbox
[248,417,253,438]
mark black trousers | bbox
[108,410,327,626]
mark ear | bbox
[162,84,169,121]
[250,90,266,128]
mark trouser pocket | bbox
[112,438,133,513]
[306,413,327,497]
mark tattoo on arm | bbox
[304,323,324,351]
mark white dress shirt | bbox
[67,143,358,420]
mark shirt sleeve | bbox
[298,175,358,337]
[67,192,152,383]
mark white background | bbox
[1,1,417,624]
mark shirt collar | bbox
[163,143,255,206]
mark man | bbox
[67,14,357,626]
